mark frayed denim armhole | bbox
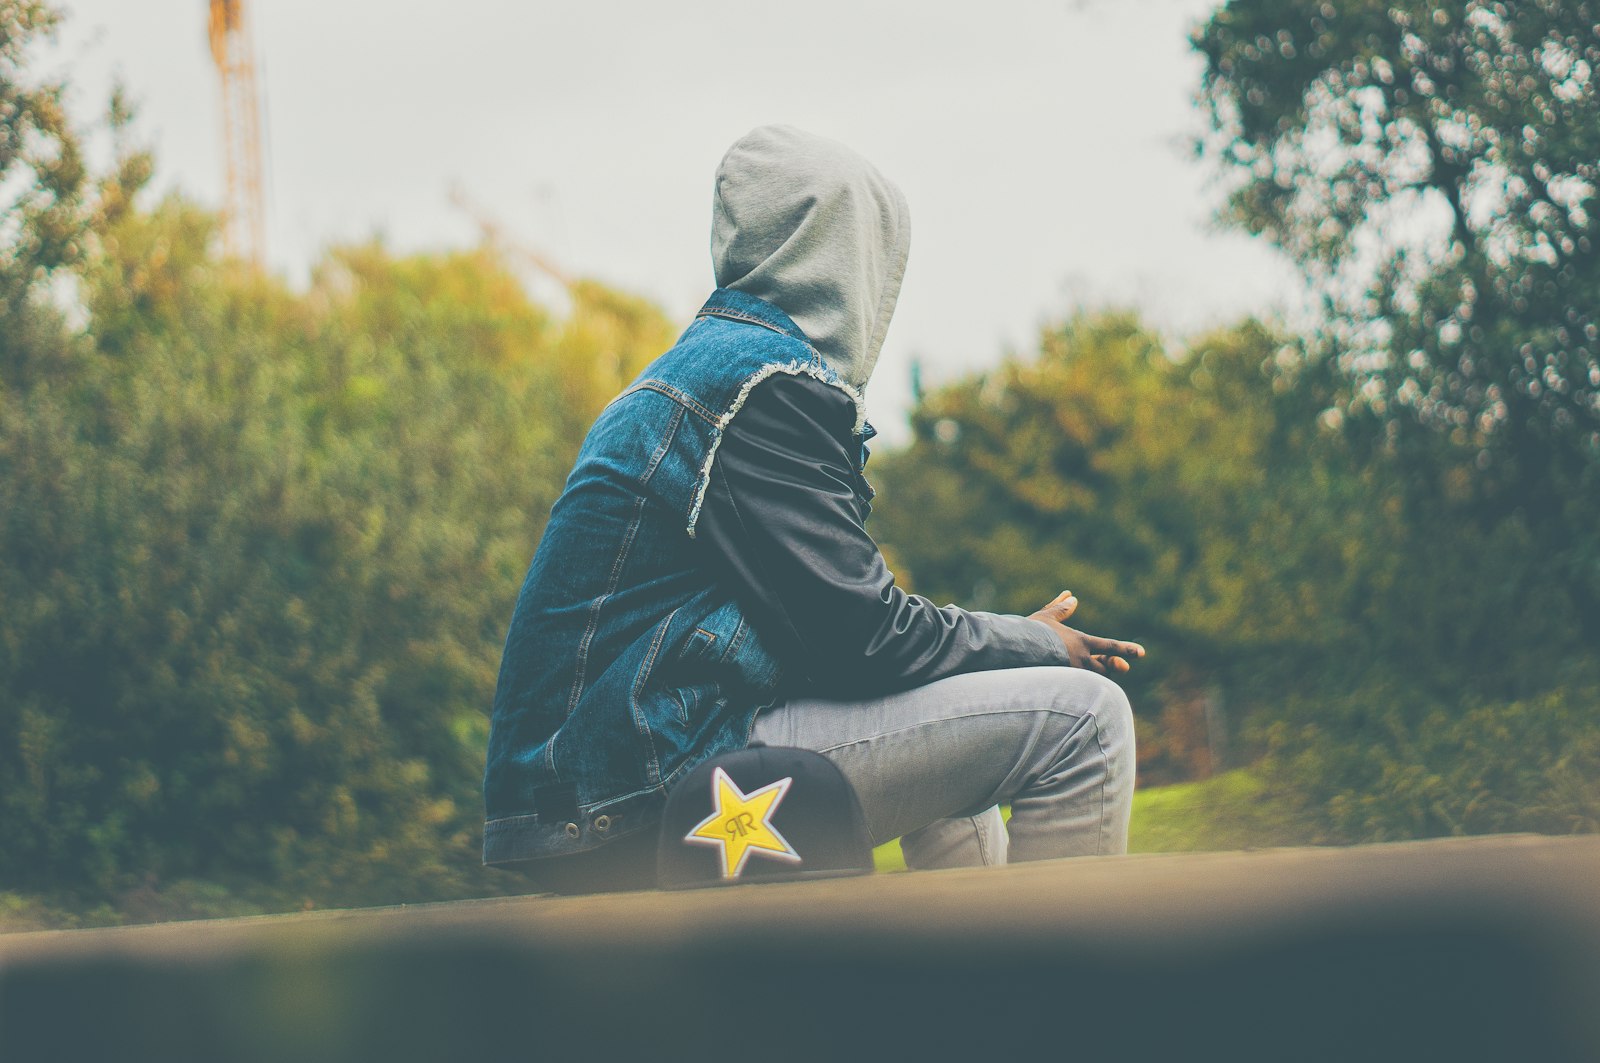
[684,362,865,539]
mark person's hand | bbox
[1027,590,1145,675]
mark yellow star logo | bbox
[684,766,802,879]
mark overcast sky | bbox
[48,0,1295,442]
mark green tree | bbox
[0,0,100,407]
[1187,0,1600,841]
[1195,0,1600,620]
[0,0,84,306]
[875,304,1600,834]
[872,314,1358,782]
[0,4,677,904]
[3,194,676,903]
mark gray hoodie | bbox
[710,125,911,397]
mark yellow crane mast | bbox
[207,0,265,267]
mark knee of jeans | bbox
[1046,669,1134,765]
[1096,678,1135,770]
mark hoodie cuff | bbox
[969,612,1074,668]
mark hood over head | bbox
[711,125,911,394]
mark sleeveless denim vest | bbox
[482,288,874,864]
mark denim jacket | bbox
[481,288,868,864]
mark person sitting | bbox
[481,125,1143,894]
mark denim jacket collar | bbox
[696,288,877,446]
[696,287,815,348]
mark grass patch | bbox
[0,892,119,933]
[0,880,269,934]
[1129,769,1305,853]
[872,768,1305,870]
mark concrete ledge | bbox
[5,835,1600,1061]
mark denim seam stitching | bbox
[631,610,675,786]
[973,815,992,865]
[696,307,800,338]
[633,379,721,427]
[809,707,1093,758]
[639,400,685,485]
[1088,690,1113,856]
[726,613,749,658]
[563,493,648,721]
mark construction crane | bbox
[207,0,265,267]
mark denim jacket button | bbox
[593,814,611,832]
[563,822,581,839]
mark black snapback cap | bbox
[657,745,874,889]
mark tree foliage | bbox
[874,304,1599,834]
[0,5,670,902]
[1196,0,1600,614]
[874,314,1354,783]
[3,0,1597,915]
[0,0,85,299]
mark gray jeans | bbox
[751,666,1135,868]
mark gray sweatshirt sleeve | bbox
[695,372,1070,696]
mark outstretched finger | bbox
[1086,636,1145,660]
[1091,654,1131,674]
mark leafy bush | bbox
[1266,681,1600,843]
[1,195,670,905]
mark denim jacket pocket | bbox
[668,627,720,724]
[679,626,719,661]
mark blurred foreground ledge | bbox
[4,834,1599,1062]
